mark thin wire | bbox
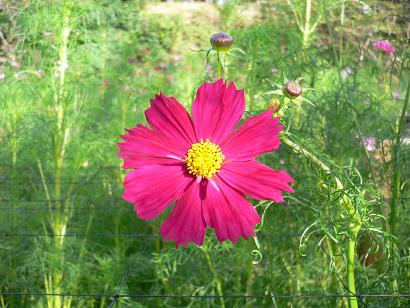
[0,206,129,211]
[0,165,117,170]
[0,292,409,299]
[332,265,368,307]
[0,232,331,239]
[1,232,409,239]
[1,196,408,205]
[0,233,160,238]
[1,178,118,184]
[108,269,129,308]
[0,197,123,203]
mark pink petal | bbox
[160,181,206,247]
[219,160,294,202]
[372,40,395,55]
[117,124,187,169]
[145,93,197,148]
[123,165,193,220]
[192,79,244,143]
[221,110,283,161]
[202,178,261,243]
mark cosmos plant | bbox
[115,30,410,308]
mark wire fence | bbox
[1,231,410,239]
[1,291,409,299]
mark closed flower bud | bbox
[284,81,302,98]
[210,32,233,52]
[268,99,281,112]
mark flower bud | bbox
[284,81,302,98]
[210,32,233,52]
[268,99,281,113]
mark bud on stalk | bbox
[284,81,302,98]
[210,32,233,52]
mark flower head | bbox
[372,40,395,55]
[210,32,233,52]
[117,80,294,247]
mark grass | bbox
[0,0,409,307]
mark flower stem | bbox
[47,4,72,308]
[217,52,223,79]
[303,0,312,47]
[339,0,345,66]
[201,247,225,308]
[282,136,361,308]
[326,238,349,307]
[347,235,359,308]
[390,77,410,236]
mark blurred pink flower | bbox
[393,91,402,100]
[271,67,279,73]
[172,54,183,62]
[364,137,376,152]
[372,40,395,55]
[206,63,212,71]
[117,79,294,247]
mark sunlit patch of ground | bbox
[145,2,260,27]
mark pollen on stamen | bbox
[185,139,224,179]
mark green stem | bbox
[326,238,348,308]
[339,0,345,66]
[390,77,410,236]
[201,247,225,308]
[245,258,254,308]
[347,234,359,308]
[217,52,223,79]
[48,4,72,308]
[303,0,312,47]
[246,56,255,112]
[282,136,361,308]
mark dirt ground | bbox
[145,2,261,26]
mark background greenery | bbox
[0,0,409,307]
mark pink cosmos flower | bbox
[371,40,395,55]
[117,79,294,247]
[364,137,376,152]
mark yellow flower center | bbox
[185,140,224,179]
